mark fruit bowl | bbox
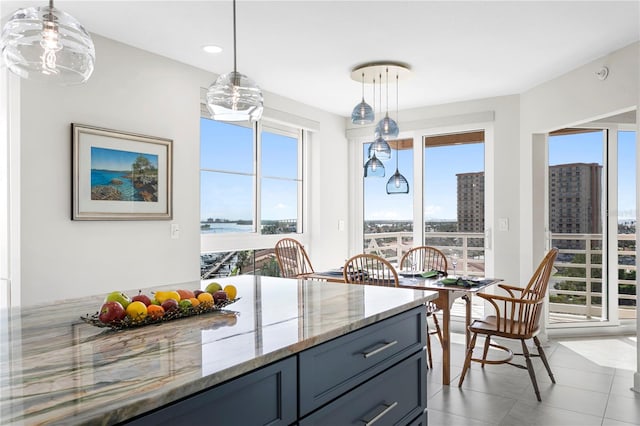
[81,297,240,331]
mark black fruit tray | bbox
[80,297,240,331]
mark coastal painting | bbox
[72,124,172,220]
[91,147,159,202]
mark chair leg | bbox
[432,313,443,345]
[521,339,542,402]
[481,335,491,368]
[458,332,477,387]
[533,336,556,383]
[425,317,433,369]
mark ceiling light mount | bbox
[350,61,411,84]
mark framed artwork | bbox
[72,123,173,220]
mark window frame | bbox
[200,114,307,254]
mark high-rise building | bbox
[457,172,485,232]
[456,163,602,235]
[549,163,602,234]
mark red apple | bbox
[213,290,228,304]
[98,301,126,324]
[161,298,179,313]
[132,291,152,306]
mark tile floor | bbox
[426,332,640,425]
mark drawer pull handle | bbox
[362,401,398,425]
[362,340,398,358]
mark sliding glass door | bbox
[547,126,637,326]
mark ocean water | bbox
[200,223,253,233]
[91,169,137,201]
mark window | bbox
[200,117,303,235]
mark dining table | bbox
[304,270,501,385]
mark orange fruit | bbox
[176,289,195,300]
[197,292,214,307]
[147,304,164,319]
[188,297,200,307]
[126,301,148,322]
[223,284,237,300]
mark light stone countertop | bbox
[0,275,437,425]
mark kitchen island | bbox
[0,275,437,425]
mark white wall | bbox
[519,41,639,282]
[17,35,348,306]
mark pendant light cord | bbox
[385,67,390,117]
[361,72,365,100]
[49,0,54,8]
[232,0,237,74]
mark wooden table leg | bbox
[440,291,451,385]
[463,294,471,349]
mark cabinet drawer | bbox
[299,349,426,426]
[125,356,297,426]
[299,306,425,415]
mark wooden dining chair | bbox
[274,238,315,278]
[400,246,447,369]
[458,248,559,401]
[343,253,399,287]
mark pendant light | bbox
[368,74,391,161]
[206,0,263,122]
[351,72,374,124]
[375,67,399,139]
[0,0,95,85]
[364,152,385,178]
[387,74,409,194]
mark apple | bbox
[161,298,179,313]
[213,290,228,304]
[98,301,126,324]
[104,291,131,309]
[132,291,152,306]
[205,282,222,294]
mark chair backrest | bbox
[343,254,399,287]
[274,238,314,278]
[399,246,448,274]
[496,248,558,336]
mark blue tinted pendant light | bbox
[364,152,385,177]
[207,0,263,122]
[351,72,374,124]
[0,0,95,85]
[368,75,391,161]
[387,74,409,194]
[375,67,399,139]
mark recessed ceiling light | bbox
[202,45,222,54]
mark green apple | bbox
[105,291,131,309]
[205,282,222,294]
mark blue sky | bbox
[200,118,298,221]
[91,147,157,171]
[201,119,636,224]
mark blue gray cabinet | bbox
[126,305,426,425]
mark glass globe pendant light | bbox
[207,0,263,122]
[387,74,409,194]
[364,152,385,178]
[368,74,391,161]
[386,144,409,194]
[0,0,95,85]
[375,67,399,139]
[351,72,374,124]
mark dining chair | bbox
[458,247,559,401]
[274,238,315,279]
[399,246,447,369]
[343,253,399,287]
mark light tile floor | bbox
[426,332,640,425]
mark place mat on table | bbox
[322,269,344,276]
[398,270,443,278]
[439,277,488,287]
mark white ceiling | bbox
[1,1,639,118]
